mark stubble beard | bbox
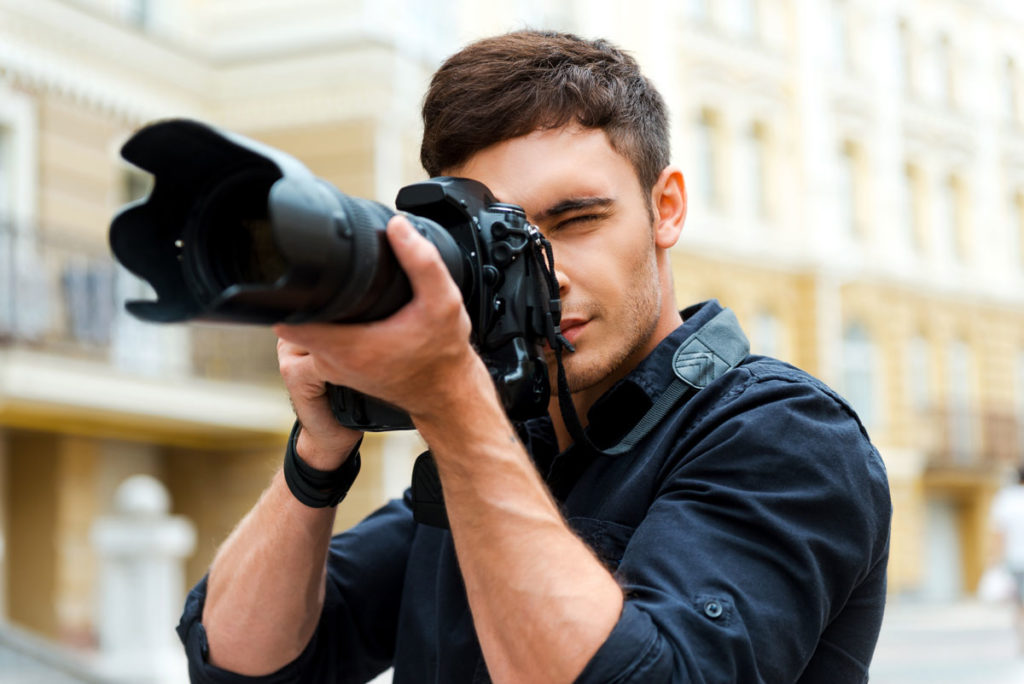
[560,251,662,395]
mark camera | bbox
[109,119,562,430]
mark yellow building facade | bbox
[1,0,1023,660]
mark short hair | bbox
[420,30,670,193]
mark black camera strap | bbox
[550,306,749,459]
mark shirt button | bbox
[704,600,723,619]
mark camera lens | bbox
[215,216,287,287]
[186,169,287,300]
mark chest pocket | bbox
[568,517,637,572]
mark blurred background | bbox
[1,0,1024,681]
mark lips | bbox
[558,318,587,346]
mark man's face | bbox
[448,125,666,398]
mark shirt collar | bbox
[525,299,725,459]
[605,299,724,407]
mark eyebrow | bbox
[534,197,615,221]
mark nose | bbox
[553,265,570,297]
[548,245,570,297]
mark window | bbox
[62,256,116,346]
[896,20,913,96]
[0,127,10,334]
[905,162,929,250]
[686,0,709,22]
[836,141,860,238]
[843,322,877,427]
[901,163,923,251]
[738,123,768,219]
[124,0,151,29]
[1017,350,1024,453]
[1005,58,1019,123]
[731,0,758,39]
[752,310,782,359]
[935,34,954,106]
[947,339,973,463]
[907,334,931,413]
[933,174,961,262]
[1012,191,1024,270]
[694,110,721,209]
[948,175,968,262]
[110,267,189,376]
[0,127,9,224]
[830,1,850,72]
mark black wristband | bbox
[283,421,362,508]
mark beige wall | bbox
[254,119,379,202]
[5,430,59,638]
[670,250,818,372]
[37,93,127,240]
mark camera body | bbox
[109,119,559,431]
[327,177,554,430]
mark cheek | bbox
[552,224,653,294]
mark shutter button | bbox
[703,600,723,619]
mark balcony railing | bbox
[920,405,1022,472]
[0,222,279,384]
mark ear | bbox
[651,165,686,249]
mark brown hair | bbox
[420,30,670,193]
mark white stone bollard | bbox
[91,474,196,684]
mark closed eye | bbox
[554,213,607,231]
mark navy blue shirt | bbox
[178,300,891,683]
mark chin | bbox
[559,356,611,395]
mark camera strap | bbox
[411,307,749,528]
[550,306,749,459]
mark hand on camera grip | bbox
[276,337,362,471]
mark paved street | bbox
[870,599,1024,683]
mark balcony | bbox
[0,222,292,443]
[920,406,1021,479]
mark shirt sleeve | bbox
[576,372,892,684]
[177,491,418,684]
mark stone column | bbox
[91,475,195,684]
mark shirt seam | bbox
[679,365,873,448]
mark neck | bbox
[548,249,683,452]
[548,309,683,453]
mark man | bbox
[992,466,1024,653]
[178,30,891,683]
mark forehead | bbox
[445,125,640,217]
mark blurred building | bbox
[0,0,1023,675]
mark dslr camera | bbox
[109,119,563,431]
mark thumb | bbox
[386,215,459,301]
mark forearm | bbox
[413,362,623,683]
[201,469,337,675]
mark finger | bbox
[276,336,311,357]
[386,215,460,302]
[273,322,355,350]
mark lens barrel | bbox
[110,119,465,325]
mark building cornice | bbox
[0,0,209,123]
[0,1,440,130]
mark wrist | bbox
[284,421,363,508]
[407,352,498,426]
[295,422,361,470]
